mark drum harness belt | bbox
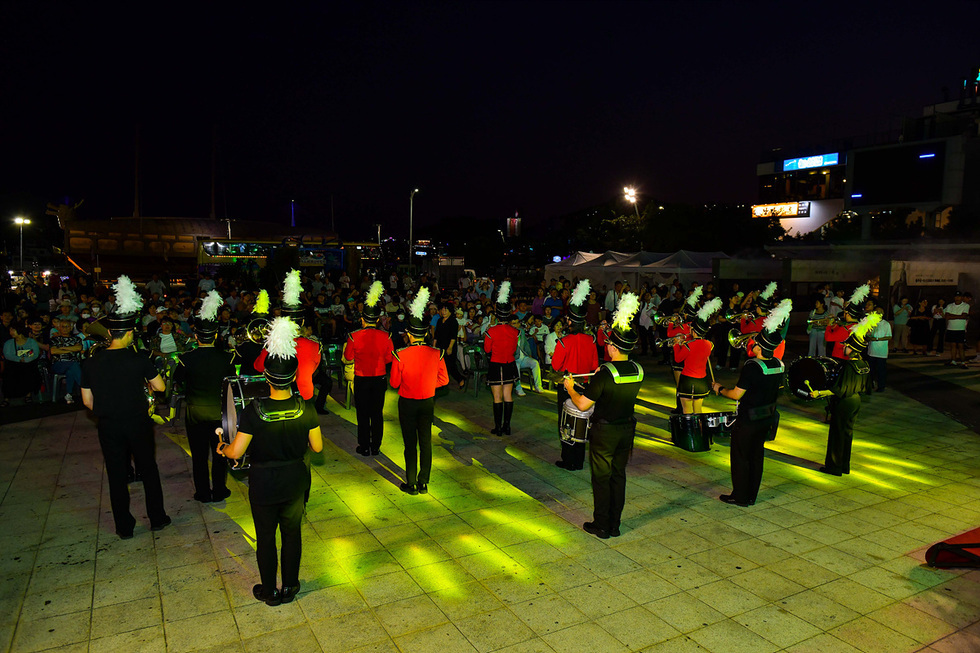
[595,363,641,460]
[248,396,306,470]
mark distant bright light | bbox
[919,153,936,159]
[851,194,863,199]
[624,187,637,203]
[552,256,562,263]
[14,217,29,225]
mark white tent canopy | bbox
[545,250,728,291]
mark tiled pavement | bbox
[3,353,980,652]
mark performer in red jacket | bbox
[254,270,321,401]
[390,287,448,495]
[344,281,394,456]
[674,298,722,414]
[484,281,520,436]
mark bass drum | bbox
[788,356,841,400]
[220,375,270,470]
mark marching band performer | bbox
[810,312,877,476]
[217,316,323,607]
[81,275,170,538]
[484,281,519,436]
[666,286,700,412]
[390,288,448,495]
[740,282,785,360]
[238,289,271,376]
[344,281,395,456]
[712,298,791,507]
[826,284,869,361]
[563,291,644,539]
[674,297,722,414]
[255,271,322,407]
[552,280,599,471]
[174,290,236,503]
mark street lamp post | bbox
[14,217,30,273]
[409,188,419,268]
[624,187,640,218]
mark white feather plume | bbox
[612,292,640,331]
[685,285,703,307]
[496,280,511,305]
[570,279,590,307]
[283,269,302,306]
[760,281,777,301]
[697,297,723,322]
[848,283,870,307]
[113,275,143,315]
[763,299,793,333]
[264,316,300,359]
[409,287,429,320]
[365,281,384,307]
[197,290,222,321]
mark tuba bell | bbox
[727,327,757,350]
[246,318,271,344]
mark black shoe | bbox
[400,483,418,495]
[355,445,370,456]
[719,494,752,507]
[370,449,381,456]
[211,488,231,502]
[193,492,211,503]
[818,466,842,477]
[502,425,511,435]
[583,522,610,539]
[490,427,502,436]
[609,527,621,537]
[252,584,282,607]
[280,584,301,604]
[417,483,428,494]
[555,460,569,469]
[118,531,134,540]
[150,516,172,531]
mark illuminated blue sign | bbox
[783,152,840,171]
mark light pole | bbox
[14,217,30,273]
[624,187,640,218]
[409,188,419,268]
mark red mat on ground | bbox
[926,527,980,568]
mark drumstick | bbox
[563,372,596,379]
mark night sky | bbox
[2,1,978,241]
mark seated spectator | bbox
[2,322,41,405]
[49,317,84,404]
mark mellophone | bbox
[220,375,271,470]
[669,411,737,452]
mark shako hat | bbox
[406,287,430,337]
[567,279,590,324]
[844,311,881,354]
[195,290,223,335]
[262,317,300,386]
[280,269,306,321]
[362,281,385,321]
[682,285,703,320]
[495,281,513,320]
[843,284,870,321]
[609,292,641,352]
[107,275,143,331]
[691,297,722,338]
[756,282,778,312]
[755,299,792,355]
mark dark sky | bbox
[1,1,978,240]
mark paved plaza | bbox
[3,354,980,652]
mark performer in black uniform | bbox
[217,316,323,607]
[344,281,394,455]
[712,300,791,507]
[390,287,449,495]
[810,312,877,476]
[173,290,237,503]
[563,292,644,539]
[81,275,170,539]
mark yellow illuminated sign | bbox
[752,202,810,218]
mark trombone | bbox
[727,328,757,349]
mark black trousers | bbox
[97,416,168,535]
[444,349,465,384]
[826,395,861,474]
[556,386,586,469]
[251,493,305,588]
[729,416,775,504]
[589,421,634,531]
[354,376,387,450]
[398,397,434,485]
[186,417,227,498]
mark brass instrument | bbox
[654,333,690,348]
[653,313,683,327]
[723,309,755,322]
[727,328,757,349]
[806,316,833,328]
[246,318,271,344]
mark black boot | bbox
[502,401,514,435]
[491,402,503,435]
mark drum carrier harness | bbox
[600,361,644,384]
[740,358,784,421]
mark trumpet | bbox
[727,328,757,349]
[654,333,691,348]
[246,318,271,344]
[724,309,755,322]
[806,317,833,328]
[653,313,684,326]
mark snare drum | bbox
[220,375,271,470]
[788,356,840,399]
[701,411,736,439]
[669,414,710,452]
[559,398,593,445]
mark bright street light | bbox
[623,187,639,218]
[14,217,30,272]
[409,188,419,266]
